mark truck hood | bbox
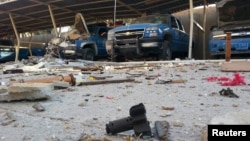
[217,0,250,27]
[113,23,164,32]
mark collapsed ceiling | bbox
[0,0,218,38]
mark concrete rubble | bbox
[0,56,250,141]
[0,83,53,102]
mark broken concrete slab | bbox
[0,83,54,102]
[201,109,250,141]
[21,62,48,72]
[52,81,71,89]
[221,61,250,72]
[209,109,250,125]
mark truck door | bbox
[96,27,108,56]
[170,16,181,52]
[176,19,189,53]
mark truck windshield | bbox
[87,26,98,35]
[131,15,168,24]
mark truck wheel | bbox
[111,55,125,62]
[159,41,172,60]
[82,48,95,61]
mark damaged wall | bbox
[173,5,217,59]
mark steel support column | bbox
[48,4,58,37]
[188,0,194,59]
[202,0,208,59]
[9,13,20,62]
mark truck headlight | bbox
[106,40,113,55]
[145,26,159,37]
[107,30,115,40]
[212,30,225,39]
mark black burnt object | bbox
[106,103,152,137]
[219,88,239,98]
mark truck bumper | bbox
[113,38,163,58]
[60,46,82,59]
[209,38,250,56]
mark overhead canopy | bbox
[0,0,218,38]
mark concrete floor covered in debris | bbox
[0,57,250,141]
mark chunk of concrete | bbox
[0,83,54,102]
[209,109,250,125]
[201,109,250,141]
[52,81,70,89]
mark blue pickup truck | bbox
[106,14,190,61]
[58,23,110,60]
[51,13,110,61]
[209,0,250,58]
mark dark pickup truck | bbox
[106,14,190,61]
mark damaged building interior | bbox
[0,0,250,141]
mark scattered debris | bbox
[32,103,45,112]
[1,111,16,126]
[78,78,135,86]
[73,66,104,71]
[3,69,24,74]
[145,75,158,80]
[78,101,87,107]
[172,120,184,127]
[89,75,112,80]
[155,79,186,84]
[78,134,113,141]
[154,120,170,141]
[200,126,207,141]
[219,88,239,98]
[159,113,172,118]
[161,106,175,111]
[53,81,71,89]
[125,72,144,77]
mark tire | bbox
[159,41,172,60]
[82,48,95,61]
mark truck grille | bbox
[115,29,144,40]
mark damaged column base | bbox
[0,83,54,102]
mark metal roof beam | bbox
[117,0,142,15]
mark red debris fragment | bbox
[221,73,246,86]
[207,76,218,82]
[207,72,246,86]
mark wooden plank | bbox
[78,78,135,86]
[221,61,250,72]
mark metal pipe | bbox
[188,0,194,59]
[9,13,20,62]
[23,74,75,86]
[225,32,232,62]
[28,32,33,56]
[48,4,58,37]
[114,0,117,27]
[202,0,207,59]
